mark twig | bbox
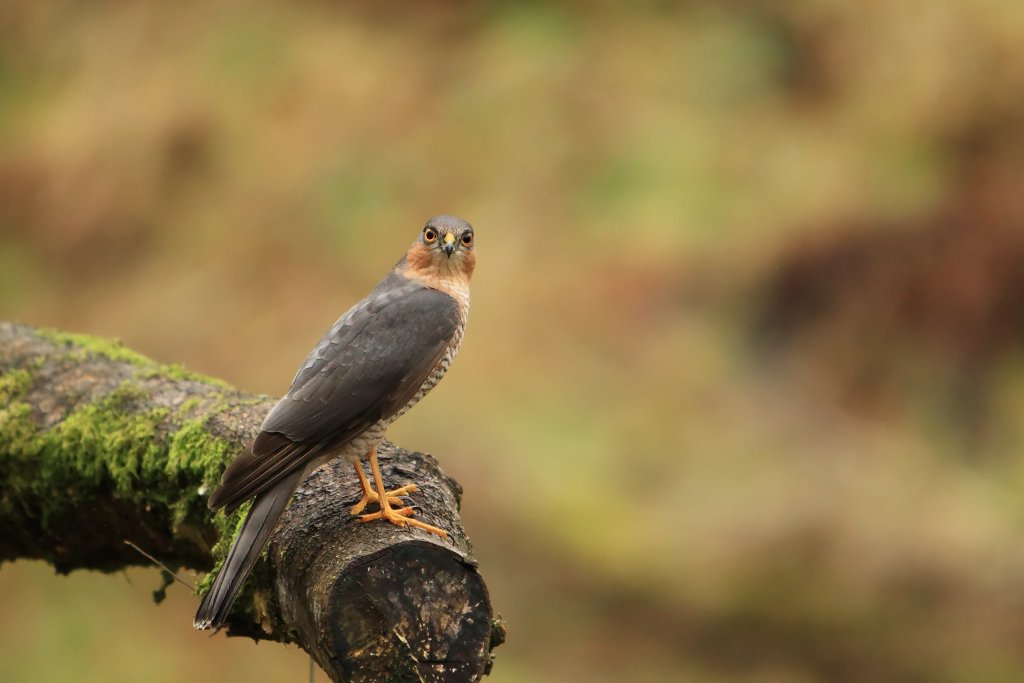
[123,540,195,591]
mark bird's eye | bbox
[461,232,473,247]
[423,228,438,243]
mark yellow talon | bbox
[350,448,448,539]
[350,482,418,515]
[357,505,448,538]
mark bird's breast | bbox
[391,313,467,422]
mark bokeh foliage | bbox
[2,1,1024,681]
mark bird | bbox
[193,215,475,630]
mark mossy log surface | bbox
[0,322,503,682]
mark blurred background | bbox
[2,1,1024,681]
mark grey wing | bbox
[208,283,461,512]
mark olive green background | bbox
[2,2,1024,682]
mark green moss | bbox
[166,415,238,530]
[176,397,203,415]
[0,369,37,447]
[37,327,231,389]
[37,328,157,367]
[1,332,263,600]
[139,363,232,389]
[167,416,232,479]
[0,367,242,560]
[0,366,35,399]
[0,383,176,533]
[0,367,43,462]
[0,401,37,463]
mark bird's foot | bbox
[358,496,448,539]
[350,483,418,516]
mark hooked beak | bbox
[442,232,456,256]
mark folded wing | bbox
[208,281,460,513]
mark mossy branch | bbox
[0,322,503,682]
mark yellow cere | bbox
[443,232,456,246]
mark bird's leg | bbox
[350,460,418,515]
[357,446,448,538]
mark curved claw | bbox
[350,483,418,515]
[358,505,448,538]
[352,447,447,538]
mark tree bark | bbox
[0,322,504,682]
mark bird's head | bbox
[405,215,476,283]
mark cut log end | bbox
[326,543,494,682]
[268,444,499,681]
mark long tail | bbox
[193,469,304,630]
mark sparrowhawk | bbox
[194,215,475,630]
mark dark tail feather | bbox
[193,469,304,630]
